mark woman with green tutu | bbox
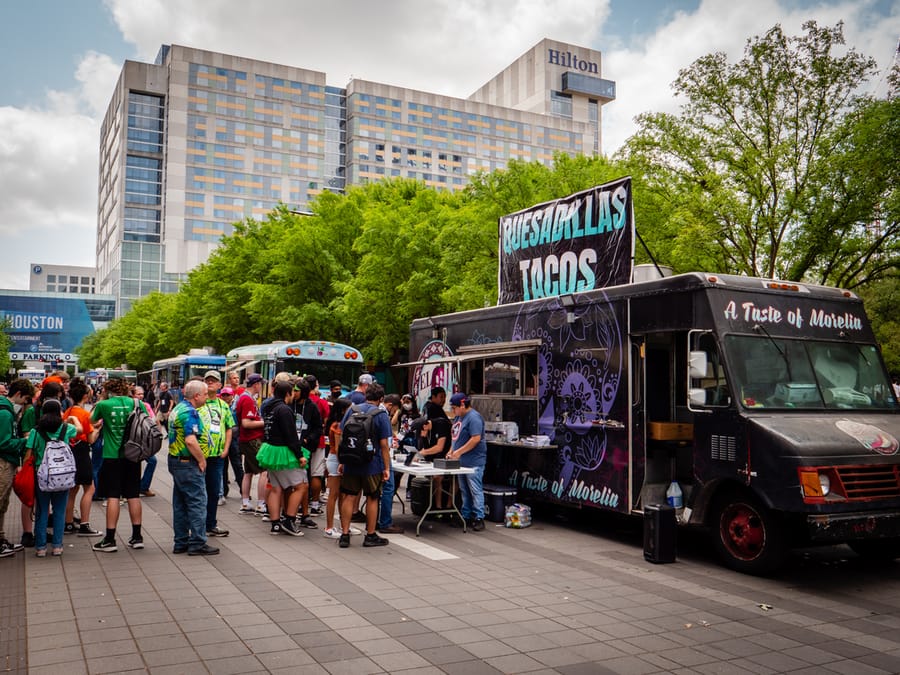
[256,380,308,537]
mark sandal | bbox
[51,548,63,557]
[35,549,47,558]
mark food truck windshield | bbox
[723,336,896,410]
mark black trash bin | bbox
[643,504,677,563]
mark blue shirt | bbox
[451,409,486,468]
[340,402,391,476]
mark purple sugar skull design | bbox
[514,292,625,501]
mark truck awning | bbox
[393,339,541,368]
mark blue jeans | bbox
[168,456,208,550]
[378,469,396,529]
[458,465,485,521]
[140,454,157,492]
[204,456,224,531]
[35,487,69,550]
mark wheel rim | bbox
[720,501,766,562]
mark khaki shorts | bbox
[268,468,308,489]
[308,448,326,477]
[340,472,383,498]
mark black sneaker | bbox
[338,533,350,548]
[448,515,465,528]
[299,516,318,529]
[363,533,389,547]
[350,511,366,523]
[92,538,118,552]
[206,527,229,537]
[0,541,16,558]
[270,522,283,535]
[64,523,76,535]
[20,532,35,548]
[187,544,219,556]
[280,519,304,537]
[77,525,102,537]
[172,546,188,554]
[127,537,144,549]
[470,519,486,532]
[308,506,324,516]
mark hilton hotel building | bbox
[97,39,615,315]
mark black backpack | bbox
[338,405,385,465]
[122,399,164,463]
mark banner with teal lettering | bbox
[497,177,633,305]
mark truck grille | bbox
[836,465,900,500]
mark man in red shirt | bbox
[236,374,267,515]
[304,375,331,516]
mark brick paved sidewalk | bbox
[4,467,900,674]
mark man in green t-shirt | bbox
[199,371,235,537]
[90,378,144,553]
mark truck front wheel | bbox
[712,490,786,575]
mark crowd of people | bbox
[0,369,488,558]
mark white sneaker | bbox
[323,527,342,539]
[217,496,226,506]
[349,526,362,536]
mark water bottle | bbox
[666,480,683,509]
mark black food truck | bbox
[406,270,900,574]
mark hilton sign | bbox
[547,48,598,74]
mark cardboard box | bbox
[434,458,460,469]
[648,422,693,441]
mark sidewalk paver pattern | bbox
[3,468,900,674]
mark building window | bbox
[550,91,573,119]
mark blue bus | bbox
[150,349,227,400]
[225,340,364,396]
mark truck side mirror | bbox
[689,388,707,406]
[689,351,708,379]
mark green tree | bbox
[624,21,889,283]
[0,318,12,379]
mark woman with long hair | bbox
[26,398,81,556]
[63,379,102,536]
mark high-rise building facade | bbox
[97,39,615,315]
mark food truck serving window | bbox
[724,336,896,410]
[455,340,540,398]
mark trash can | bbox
[409,476,432,517]
[643,503,677,563]
[483,484,518,523]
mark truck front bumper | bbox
[807,510,900,542]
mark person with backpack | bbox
[25,398,80,557]
[90,378,145,552]
[337,383,392,549]
[0,378,34,558]
[63,378,102,537]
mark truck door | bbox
[687,330,747,486]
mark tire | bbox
[848,539,900,560]
[712,489,786,575]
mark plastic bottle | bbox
[666,480,683,509]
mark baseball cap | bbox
[220,387,235,396]
[358,373,374,386]
[247,373,263,385]
[204,370,221,381]
[449,392,469,407]
[410,415,430,433]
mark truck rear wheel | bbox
[712,490,786,575]
[848,539,900,560]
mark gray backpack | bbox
[36,429,77,492]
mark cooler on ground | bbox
[483,484,518,523]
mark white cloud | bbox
[600,0,900,154]
[105,0,609,96]
[0,49,121,289]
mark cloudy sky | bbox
[0,0,896,290]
